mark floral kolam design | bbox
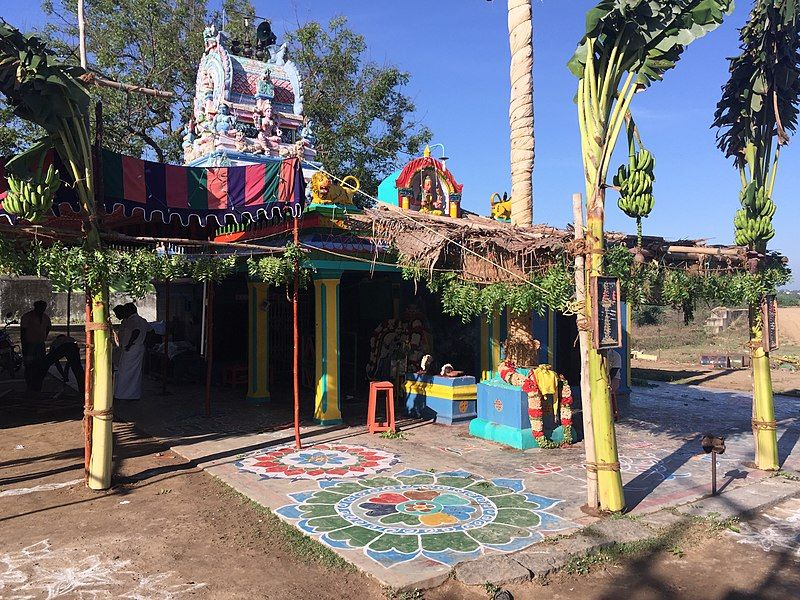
[275,469,575,567]
[498,361,573,448]
[235,443,399,481]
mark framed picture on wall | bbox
[591,276,622,350]
[761,294,779,352]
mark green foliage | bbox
[247,244,312,289]
[41,0,207,163]
[713,0,800,253]
[633,305,666,326]
[403,260,575,323]
[288,17,431,202]
[400,245,791,325]
[0,20,96,228]
[187,255,236,283]
[0,240,310,297]
[777,291,800,306]
[0,23,90,132]
[714,0,800,170]
[569,0,734,87]
[38,243,84,292]
[0,100,43,156]
[605,243,791,322]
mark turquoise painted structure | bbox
[376,169,402,205]
[469,375,572,450]
[404,374,477,425]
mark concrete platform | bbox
[117,379,800,590]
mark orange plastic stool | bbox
[368,381,396,434]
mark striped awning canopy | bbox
[0,150,306,227]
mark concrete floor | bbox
[117,378,800,589]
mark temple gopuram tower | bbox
[183,22,319,182]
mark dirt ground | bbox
[3,378,800,600]
[1,383,384,600]
[630,306,800,396]
[632,358,800,396]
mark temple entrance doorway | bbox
[337,272,480,424]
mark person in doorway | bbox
[20,300,51,390]
[114,303,149,401]
[607,349,622,421]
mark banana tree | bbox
[0,22,114,489]
[569,0,733,512]
[713,0,800,470]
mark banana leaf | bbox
[569,0,734,87]
[713,0,800,172]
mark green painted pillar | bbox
[314,273,343,425]
[247,282,270,403]
[480,311,506,380]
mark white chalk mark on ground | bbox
[729,499,800,559]
[0,540,206,599]
[0,479,83,498]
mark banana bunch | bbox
[733,182,775,247]
[3,164,60,223]
[614,149,655,221]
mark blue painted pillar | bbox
[617,301,632,410]
[532,309,556,366]
[314,272,343,425]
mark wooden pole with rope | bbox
[572,193,599,511]
[83,287,93,482]
[292,214,302,449]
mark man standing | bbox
[20,300,51,390]
[114,303,149,401]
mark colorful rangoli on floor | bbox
[275,469,575,567]
[235,444,399,481]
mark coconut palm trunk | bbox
[505,0,538,367]
[508,0,534,226]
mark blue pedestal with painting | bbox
[404,374,477,425]
[469,373,571,450]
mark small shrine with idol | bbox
[381,145,463,218]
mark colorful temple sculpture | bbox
[377,146,463,218]
[183,24,319,180]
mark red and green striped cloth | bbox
[102,150,306,224]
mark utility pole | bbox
[77,0,88,69]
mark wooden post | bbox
[293,216,302,449]
[204,282,214,418]
[161,278,170,395]
[573,193,599,510]
[77,0,88,69]
[83,289,93,483]
[66,288,71,338]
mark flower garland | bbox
[498,361,573,449]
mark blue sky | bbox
[9,1,799,279]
